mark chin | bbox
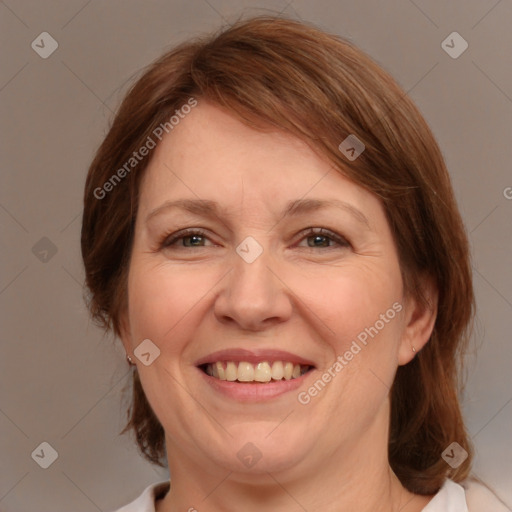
[211,427,312,475]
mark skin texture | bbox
[120,101,438,512]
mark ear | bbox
[398,276,438,366]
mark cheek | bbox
[292,261,403,351]
[127,261,219,349]
[294,267,403,428]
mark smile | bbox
[201,361,312,383]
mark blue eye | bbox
[161,228,211,248]
[159,227,350,250]
[181,234,206,247]
[298,228,350,249]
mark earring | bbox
[412,346,417,353]
[126,354,135,365]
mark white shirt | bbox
[111,478,510,512]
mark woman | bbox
[81,16,508,512]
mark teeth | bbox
[203,361,309,382]
[271,361,284,380]
[254,362,272,382]
[237,362,254,382]
[284,362,293,380]
[226,361,237,381]
[215,361,225,380]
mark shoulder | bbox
[421,478,510,512]
[108,478,510,512]
[109,481,170,512]
[460,477,511,512]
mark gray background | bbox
[1,1,511,510]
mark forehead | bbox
[137,101,378,220]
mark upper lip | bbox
[194,348,316,367]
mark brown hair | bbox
[81,15,474,494]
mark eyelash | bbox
[158,227,350,251]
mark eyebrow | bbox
[145,197,371,230]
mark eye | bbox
[296,227,350,249]
[157,227,350,251]
[160,228,214,249]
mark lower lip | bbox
[198,368,313,402]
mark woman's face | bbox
[121,101,422,478]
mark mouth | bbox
[194,349,316,400]
[199,361,314,383]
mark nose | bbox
[213,246,293,332]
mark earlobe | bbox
[398,278,438,366]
